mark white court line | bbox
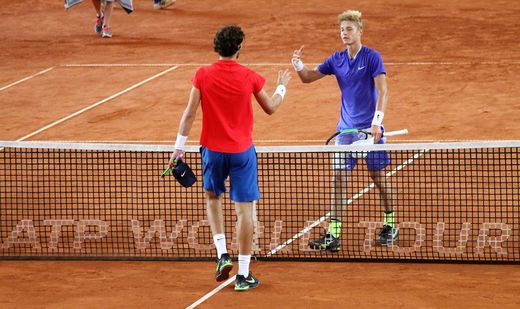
[61,61,520,67]
[61,64,177,67]
[15,65,178,142]
[185,276,236,309]
[186,149,429,308]
[0,67,55,92]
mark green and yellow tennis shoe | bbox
[215,253,233,282]
[235,272,260,291]
[379,225,399,245]
[308,232,341,252]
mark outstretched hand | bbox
[291,45,305,71]
[277,69,292,86]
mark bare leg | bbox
[102,1,114,28]
[330,169,349,220]
[206,191,224,235]
[92,0,102,15]
[235,202,254,255]
[369,170,393,213]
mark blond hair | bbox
[338,10,363,30]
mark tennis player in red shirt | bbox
[169,25,291,291]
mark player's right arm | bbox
[292,45,325,83]
[169,86,201,166]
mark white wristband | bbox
[274,85,286,99]
[291,58,304,71]
[371,111,384,126]
[174,133,188,150]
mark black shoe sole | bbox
[380,240,398,245]
[308,241,341,252]
[379,235,399,246]
[215,264,233,282]
[235,284,260,291]
[235,280,260,291]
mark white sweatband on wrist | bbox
[174,133,188,150]
[371,111,384,126]
[291,58,304,72]
[274,85,286,99]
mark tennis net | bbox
[0,141,519,263]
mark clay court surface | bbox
[1,0,520,308]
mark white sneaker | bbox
[101,26,112,38]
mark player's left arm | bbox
[254,69,291,115]
[371,73,388,143]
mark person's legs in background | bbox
[101,0,114,38]
[92,0,103,34]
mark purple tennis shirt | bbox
[318,46,386,131]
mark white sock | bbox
[213,234,227,258]
[238,254,251,277]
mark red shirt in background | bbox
[193,60,266,153]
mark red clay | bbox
[1,0,519,308]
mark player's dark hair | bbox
[214,25,244,57]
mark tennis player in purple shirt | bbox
[292,10,398,251]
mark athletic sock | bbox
[327,218,342,239]
[238,254,251,277]
[384,211,394,228]
[213,234,227,258]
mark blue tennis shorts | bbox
[200,145,260,202]
[334,130,390,171]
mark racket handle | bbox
[384,129,408,137]
[161,167,171,178]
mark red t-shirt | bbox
[193,60,266,153]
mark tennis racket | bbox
[161,159,197,188]
[325,128,408,145]
[161,166,172,178]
